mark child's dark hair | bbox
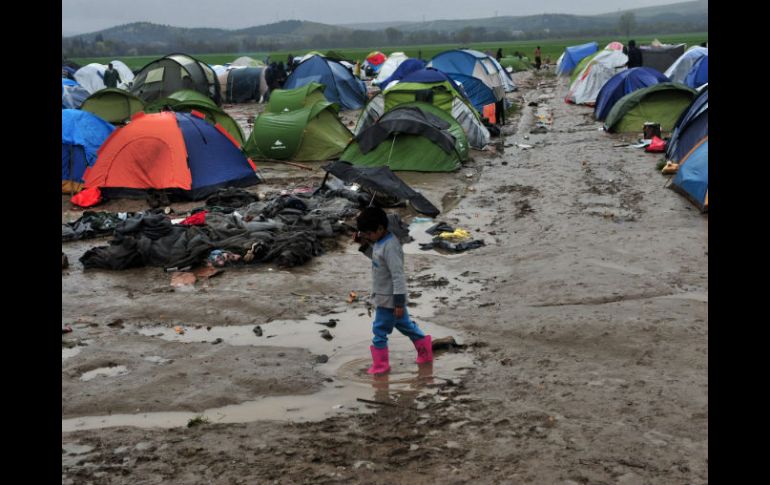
[356,207,389,232]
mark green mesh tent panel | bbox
[604,83,697,133]
[384,81,458,113]
[144,96,244,146]
[80,88,146,124]
[341,102,468,172]
[265,83,329,113]
[244,101,351,161]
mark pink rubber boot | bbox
[368,346,391,375]
[413,335,433,364]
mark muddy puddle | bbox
[63,302,476,432]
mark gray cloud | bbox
[63,0,694,35]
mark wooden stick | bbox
[356,397,398,407]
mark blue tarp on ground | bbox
[671,138,708,211]
[667,89,708,163]
[594,67,670,121]
[557,42,599,75]
[62,109,115,184]
[284,55,367,110]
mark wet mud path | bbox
[62,70,707,484]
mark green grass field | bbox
[70,32,707,72]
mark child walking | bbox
[355,207,433,375]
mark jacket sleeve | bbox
[384,241,407,299]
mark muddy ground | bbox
[62,69,707,484]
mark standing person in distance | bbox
[534,46,542,70]
[625,40,643,68]
[103,63,121,89]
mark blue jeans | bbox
[372,306,425,349]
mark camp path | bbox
[62,70,706,484]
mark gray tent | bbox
[225,67,264,103]
[640,43,686,74]
[130,53,221,105]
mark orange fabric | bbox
[84,112,191,190]
[483,104,496,124]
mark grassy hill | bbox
[63,1,706,59]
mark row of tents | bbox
[556,40,708,212]
[63,47,520,203]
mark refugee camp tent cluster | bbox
[277,48,514,172]
[557,40,708,211]
[344,47,521,171]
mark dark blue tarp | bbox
[594,67,670,121]
[284,56,367,110]
[666,89,708,163]
[557,42,599,75]
[671,139,708,211]
[62,109,115,183]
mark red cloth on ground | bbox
[179,211,207,226]
[645,136,666,153]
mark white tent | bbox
[373,52,408,86]
[110,60,134,89]
[565,50,628,105]
[74,63,106,94]
[664,47,708,83]
[74,61,134,93]
[231,56,264,67]
[490,56,517,92]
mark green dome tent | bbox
[603,83,697,133]
[145,90,245,146]
[80,88,146,124]
[355,74,489,149]
[342,102,468,172]
[265,82,328,113]
[243,84,352,161]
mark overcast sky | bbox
[62,0,693,36]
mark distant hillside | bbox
[62,1,706,58]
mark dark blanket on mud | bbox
[79,190,361,270]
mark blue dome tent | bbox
[556,42,599,76]
[283,55,367,110]
[594,67,669,121]
[667,88,708,163]
[671,138,708,212]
